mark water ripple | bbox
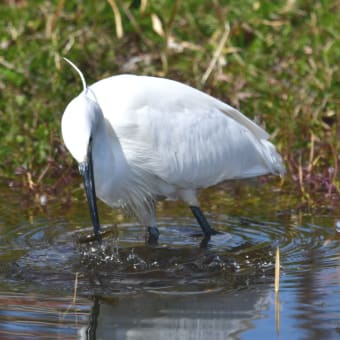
[1,209,339,297]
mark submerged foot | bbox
[147,226,160,245]
[209,228,221,236]
[200,235,211,248]
[190,228,220,238]
[190,206,220,238]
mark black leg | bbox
[147,226,160,245]
[190,206,219,237]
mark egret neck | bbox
[78,137,102,242]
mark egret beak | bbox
[78,139,102,242]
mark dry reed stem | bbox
[107,0,123,39]
[201,23,230,84]
[275,246,280,292]
[275,290,280,335]
[140,0,148,13]
[49,0,65,36]
[275,246,280,334]
[120,1,152,47]
[73,272,79,304]
[60,272,80,321]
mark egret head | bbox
[61,93,100,163]
[61,58,101,241]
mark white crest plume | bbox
[63,57,87,93]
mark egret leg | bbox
[147,226,160,244]
[190,206,219,237]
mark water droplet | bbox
[335,220,340,233]
[39,194,47,206]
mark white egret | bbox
[61,58,285,243]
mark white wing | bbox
[90,75,284,189]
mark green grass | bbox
[0,0,339,203]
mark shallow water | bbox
[0,181,339,339]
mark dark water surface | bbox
[0,181,339,339]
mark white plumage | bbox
[61,59,285,241]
